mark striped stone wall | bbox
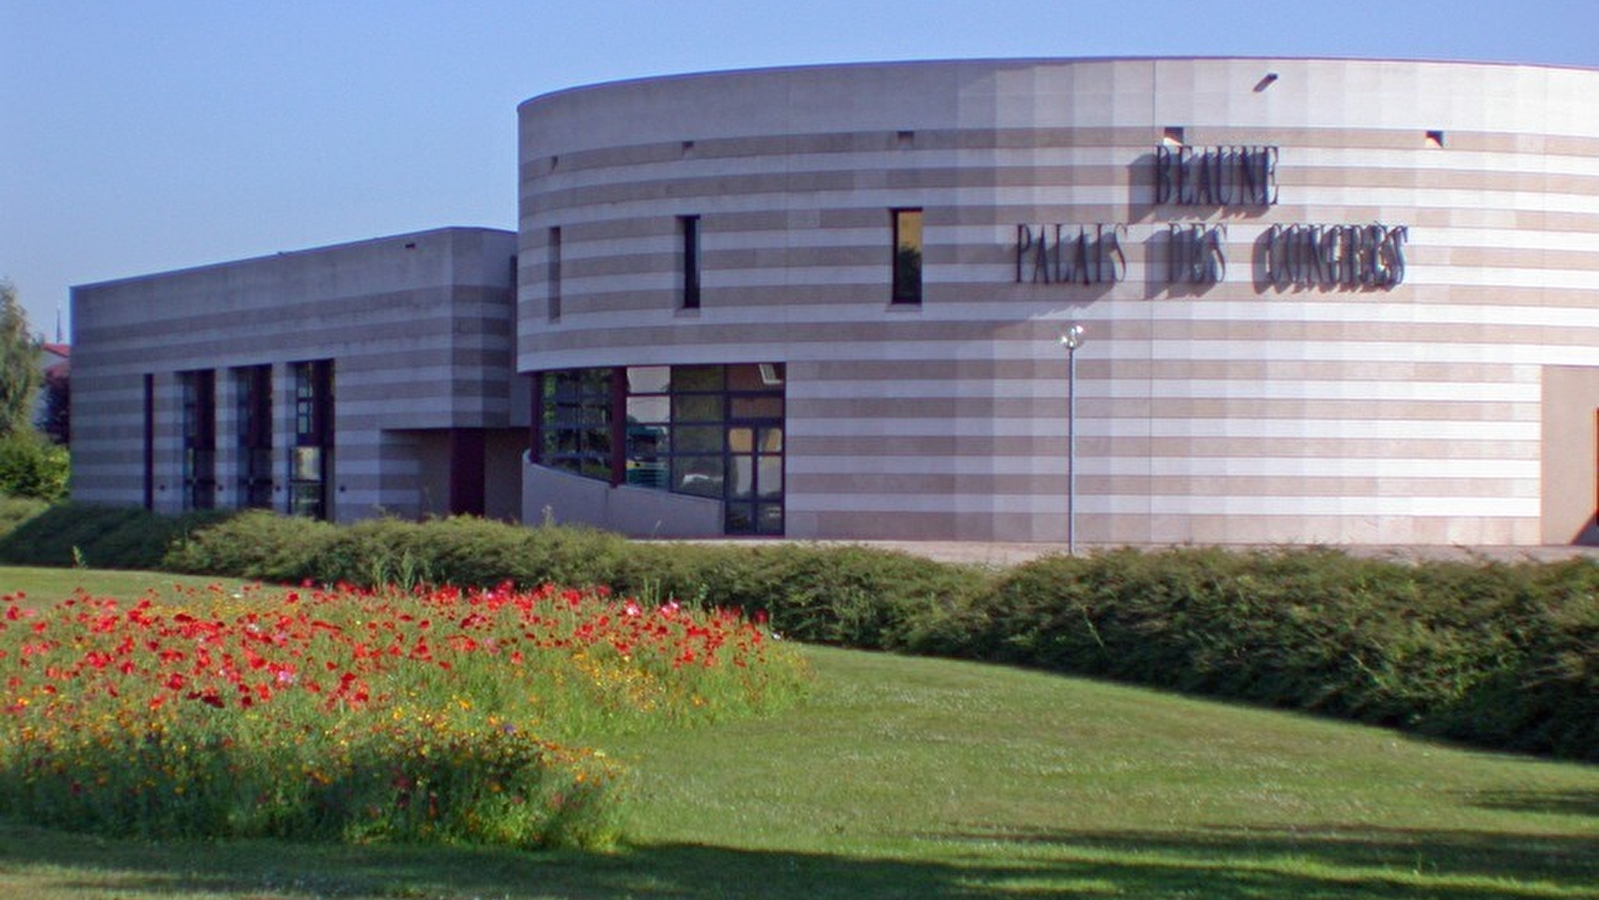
[517,58,1599,544]
[72,227,520,521]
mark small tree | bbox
[0,430,68,501]
[0,281,41,438]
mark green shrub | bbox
[935,547,1598,761]
[163,508,334,582]
[0,432,68,502]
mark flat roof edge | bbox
[518,55,1599,111]
[71,225,515,292]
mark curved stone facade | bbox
[517,58,1599,545]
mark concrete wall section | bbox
[525,464,724,538]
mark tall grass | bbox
[0,580,808,848]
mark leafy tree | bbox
[0,281,41,438]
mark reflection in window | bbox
[533,363,786,534]
[290,360,334,520]
[892,208,923,304]
[537,368,613,481]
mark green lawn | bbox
[0,566,1594,899]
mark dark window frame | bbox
[178,369,217,511]
[891,207,923,305]
[289,359,334,520]
[680,215,701,310]
[234,364,273,509]
[532,363,786,535]
[547,226,562,322]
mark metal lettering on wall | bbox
[1168,223,1228,284]
[1009,143,1412,292]
[1015,224,1128,284]
[1154,145,1278,206]
[1264,224,1408,288]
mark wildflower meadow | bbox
[0,580,808,850]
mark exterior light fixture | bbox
[1060,324,1086,554]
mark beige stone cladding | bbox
[72,227,522,522]
[519,58,1599,545]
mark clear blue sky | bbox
[3,0,1596,340]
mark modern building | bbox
[74,57,1599,546]
[72,228,523,521]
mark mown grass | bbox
[0,566,1594,899]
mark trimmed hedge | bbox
[918,548,1597,760]
[2,504,1594,760]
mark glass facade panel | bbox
[673,456,724,498]
[728,363,784,390]
[730,396,783,418]
[293,446,322,481]
[729,454,753,498]
[179,369,216,511]
[674,425,722,453]
[758,457,783,499]
[290,360,334,520]
[533,363,784,535]
[626,395,669,423]
[628,366,671,394]
[538,368,614,480]
[234,365,272,509]
[673,366,724,392]
[672,394,722,422]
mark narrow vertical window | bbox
[234,365,273,509]
[681,215,701,309]
[290,359,334,520]
[178,369,216,510]
[892,208,923,305]
[547,226,562,322]
[142,373,155,510]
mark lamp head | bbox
[1060,324,1086,351]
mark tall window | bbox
[142,374,155,510]
[680,215,701,309]
[234,365,273,509]
[536,368,614,481]
[178,369,216,510]
[892,208,923,304]
[290,360,334,520]
[547,226,562,322]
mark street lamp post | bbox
[1060,324,1085,555]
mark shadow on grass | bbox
[1464,788,1599,819]
[3,819,1597,900]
